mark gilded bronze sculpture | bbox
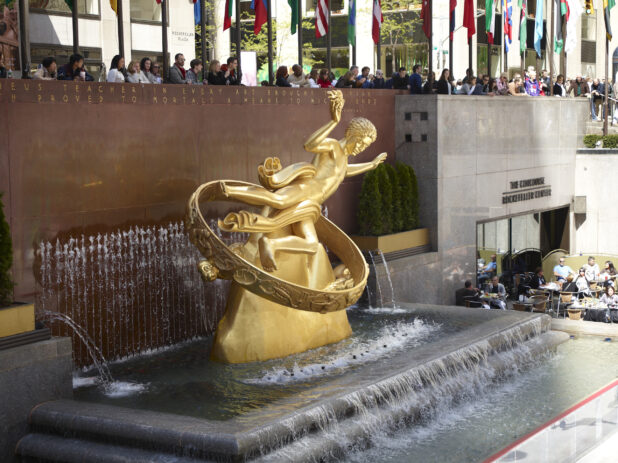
[186,90,386,363]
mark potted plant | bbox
[352,162,429,253]
[0,192,35,339]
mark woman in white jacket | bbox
[107,55,125,83]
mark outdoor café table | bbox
[540,282,561,292]
[480,293,506,309]
[569,303,614,322]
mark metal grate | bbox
[581,40,597,63]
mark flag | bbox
[348,0,356,45]
[223,0,232,30]
[372,0,383,43]
[289,0,298,34]
[604,0,615,40]
[194,0,201,26]
[486,0,496,44]
[565,0,582,54]
[109,0,117,14]
[421,0,431,38]
[450,0,457,40]
[64,0,73,10]
[316,0,328,38]
[251,0,267,35]
[503,0,512,51]
[463,0,476,43]
[534,0,543,56]
[554,0,567,52]
[519,0,527,53]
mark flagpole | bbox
[327,1,332,71]
[162,0,169,82]
[549,0,554,95]
[72,0,79,54]
[604,36,609,136]
[428,0,433,78]
[353,44,356,66]
[235,0,241,72]
[377,36,381,70]
[298,0,303,66]
[200,0,207,74]
[117,0,124,57]
[267,0,273,83]
[18,0,31,77]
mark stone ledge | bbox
[577,148,618,154]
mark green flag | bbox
[605,0,615,40]
[64,0,73,10]
[288,0,298,34]
[348,0,356,46]
[519,0,527,54]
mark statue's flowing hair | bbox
[345,117,377,142]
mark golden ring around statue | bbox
[185,180,369,314]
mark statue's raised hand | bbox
[327,90,344,123]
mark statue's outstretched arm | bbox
[304,90,343,153]
[345,153,387,177]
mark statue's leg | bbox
[258,219,319,272]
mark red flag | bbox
[420,0,431,38]
[223,0,232,30]
[449,0,457,40]
[463,0,476,43]
[316,0,329,38]
[372,0,383,43]
[251,0,267,35]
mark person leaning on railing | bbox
[33,57,57,80]
[107,55,126,83]
[139,57,158,84]
[206,60,225,85]
[57,53,93,81]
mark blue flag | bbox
[534,0,543,56]
[348,0,356,46]
[194,0,201,25]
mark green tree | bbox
[0,193,14,307]
[380,0,422,73]
[357,170,383,236]
[376,164,393,234]
[396,163,419,230]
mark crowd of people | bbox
[3,52,615,120]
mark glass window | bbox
[30,44,103,79]
[29,0,99,15]
[581,14,596,41]
[130,0,161,22]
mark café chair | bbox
[513,303,528,312]
[464,296,483,308]
[532,298,548,313]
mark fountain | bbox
[15,91,571,462]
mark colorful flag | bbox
[223,0,232,30]
[463,0,476,43]
[348,0,356,45]
[64,0,73,10]
[534,0,543,56]
[519,0,527,53]
[315,0,329,38]
[554,0,567,52]
[251,0,267,35]
[372,0,383,43]
[194,0,201,26]
[421,0,431,38]
[604,0,615,40]
[565,0,582,54]
[485,0,496,44]
[503,0,512,52]
[289,0,298,34]
[450,0,457,40]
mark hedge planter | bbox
[0,302,35,338]
[351,228,429,254]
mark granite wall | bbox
[392,95,589,305]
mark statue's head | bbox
[344,117,377,156]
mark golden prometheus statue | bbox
[186,90,386,363]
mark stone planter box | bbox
[0,302,35,338]
[350,228,429,253]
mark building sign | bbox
[502,177,552,204]
[171,31,193,43]
[0,0,20,72]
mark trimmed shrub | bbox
[375,164,393,235]
[603,134,618,148]
[357,170,383,236]
[384,163,403,233]
[0,193,14,307]
[583,134,602,148]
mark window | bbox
[131,0,162,22]
[581,14,596,41]
[29,0,99,15]
[30,43,103,79]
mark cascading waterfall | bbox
[37,221,245,367]
[376,249,397,308]
[363,250,397,308]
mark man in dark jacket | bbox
[392,67,409,90]
[409,64,423,94]
[57,54,93,81]
[455,280,481,306]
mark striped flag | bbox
[372,0,383,44]
[605,0,615,40]
[554,0,567,52]
[486,0,496,44]
[316,0,329,38]
[463,0,476,43]
[450,0,457,40]
[503,0,512,51]
[348,0,356,45]
[420,0,431,38]
[565,0,582,54]
[223,0,232,30]
[519,0,527,53]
